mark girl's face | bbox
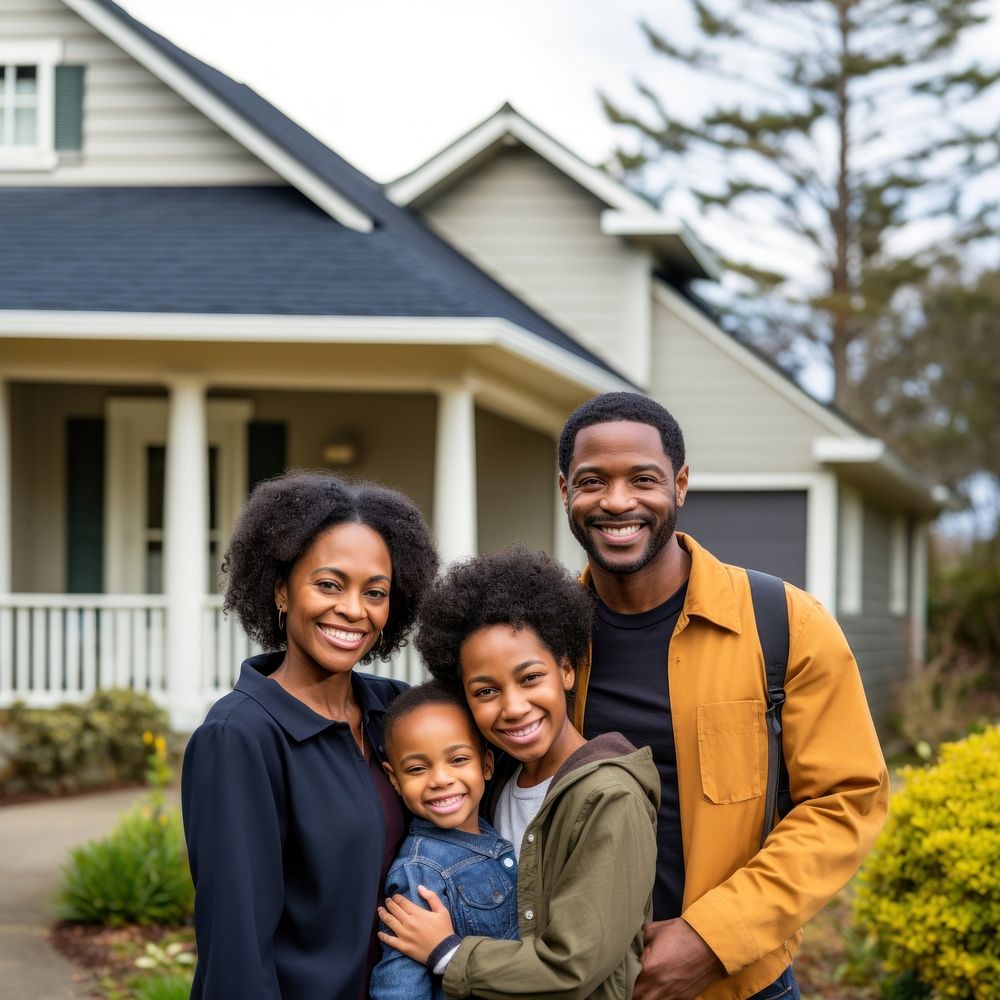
[459,624,578,783]
[275,521,392,678]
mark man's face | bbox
[560,421,688,576]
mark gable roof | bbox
[386,103,721,282]
[45,0,632,386]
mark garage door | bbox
[678,490,807,589]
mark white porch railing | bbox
[0,594,169,707]
[1,594,426,713]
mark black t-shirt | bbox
[582,583,688,921]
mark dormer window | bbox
[0,40,65,171]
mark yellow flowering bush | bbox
[854,726,1000,999]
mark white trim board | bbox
[0,310,631,395]
[61,0,373,233]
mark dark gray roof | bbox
[2,0,626,383]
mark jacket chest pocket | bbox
[697,700,764,804]
[455,874,519,940]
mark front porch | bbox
[0,326,609,726]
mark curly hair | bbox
[223,471,438,659]
[382,680,482,759]
[558,392,685,477]
[416,547,594,692]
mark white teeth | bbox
[319,625,364,642]
[601,525,641,537]
[428,794,464,807]
[505,719,542,738]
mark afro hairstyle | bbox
[222,470,438,659]
[416,547,594,693]
[558,391,685,478]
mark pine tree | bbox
[602,0,1000,412]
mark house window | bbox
[0,40,63,170]
[0,65,38,146]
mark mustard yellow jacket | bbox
[573,533,890,1000]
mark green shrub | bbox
[56,805,193,926]
[132,975,193,1000]
[0,689,169,796]
[854,726,1000,999]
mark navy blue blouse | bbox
[181,653,407,1000]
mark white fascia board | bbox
[652,281,852,438]
[388,106,653,216]
[601,211,722,281]
[0,311,630,395]
[812,436,886,463]
[62,0,373,233]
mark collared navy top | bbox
[181,652,407,1000]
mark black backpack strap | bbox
[747,569,791,849]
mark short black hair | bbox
[223,471,439,659]
[383,681,481,759]
[416,547,594,692]
[558,392,685,477]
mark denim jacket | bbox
[370,817,518,1000]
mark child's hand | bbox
[378,886,457,966]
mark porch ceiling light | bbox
[322,436,360,467]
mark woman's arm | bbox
[371,861,454,1000]
[381,781,656,1000]
[181,718,286,999]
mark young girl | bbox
[378,548,659,1000]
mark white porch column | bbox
[806,471,839,613]
[164,377,208,729]
[909,520,929,665]
[434,384,477,564]
[0,379,11,594]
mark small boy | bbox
[369,682,519,1000]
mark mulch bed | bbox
[50,921,165,974]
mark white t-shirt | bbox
[493,765,553,860]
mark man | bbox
[558,392,889,1000]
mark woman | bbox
[181,471,438,1000]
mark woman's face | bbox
[275,521,393,678]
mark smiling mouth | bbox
[593,522,644,542]
[317,624,367,649]
[499,718,543,742]
[424,793,467,813]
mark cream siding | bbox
[0,0,281,185]
[475,406,554,556]
[649,290,831,473]
[423,146,652,388]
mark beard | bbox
[569,499,678,576]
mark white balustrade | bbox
[0,594,428,716]
[0,594,168,707]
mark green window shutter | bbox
[247,421,287,493]
[66,417,105,593]
[54,65,85,151]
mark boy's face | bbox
[383,703,493,834]
[459,624,577,781]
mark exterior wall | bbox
[838,495,909,727]
[244,389,436,519]
[0,0,281,185]
[649,291,831,474]
[475,406,554,555]
[8,383,437,593]
[422,146,652,388]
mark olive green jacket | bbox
[442,733,660,1000]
